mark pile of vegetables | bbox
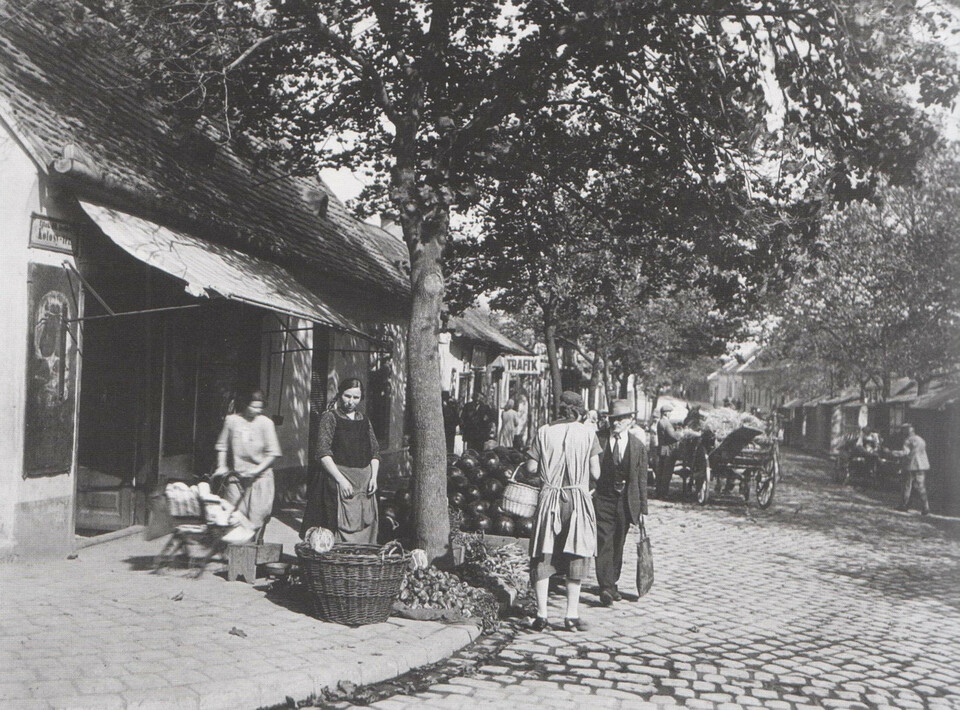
[397,564,500,632]
[448,448,537,536]
[453,530,531,597]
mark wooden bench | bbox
[226,541,282,583]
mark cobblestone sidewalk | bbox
[353,449,960,710]
[0,532,479,710]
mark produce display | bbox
[448,447,539,536]
[397,564,500,631]
[452,529,532,598]
[377,445,538,543]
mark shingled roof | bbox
[445,309,530,356]
[0,2,409,301]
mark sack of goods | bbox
[701,407,764,442]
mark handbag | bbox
[636,519,654,597]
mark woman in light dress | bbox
[525,391,601,631]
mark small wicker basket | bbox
[501,467,540,518]
[295,541,408,626]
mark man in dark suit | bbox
[595,399,649,606]
[461,390,496,453]
[655,403,680,498]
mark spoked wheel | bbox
[756,459,777,509]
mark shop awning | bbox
[79,202,367,337]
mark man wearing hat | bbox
[892,423,930,515]
[655,403,680,498]
[595,399,648,606]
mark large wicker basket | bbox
[501,480,539,518]
[295,542,408,626]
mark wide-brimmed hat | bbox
[609,399,635,420]
[559,391,584,408]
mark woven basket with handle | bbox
[501,465,539,518]
[295,541,408,626]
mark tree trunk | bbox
[603,357,615,407]
[402,206,451,564]
[542,308,562,418]
[588,352,602,410]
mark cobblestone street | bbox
[355,449,960,710]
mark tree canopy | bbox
[766,149,960,398]
[51,0,960,558]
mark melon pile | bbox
[447,447,537,537]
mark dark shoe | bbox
[530,616,549,631]
[599,589,615,606]
[611,588,623,602]
[564,617,589,632]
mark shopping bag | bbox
[636,520,654,597]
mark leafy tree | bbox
[59,0,957,560]
[768,150,960,399]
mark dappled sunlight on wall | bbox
[261,315,311,469]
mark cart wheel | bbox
[756,461,776,509]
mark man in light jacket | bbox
[894,423,930,516]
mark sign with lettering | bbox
[29,214,78,254]
[505,355,540,374]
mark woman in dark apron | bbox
[300,378,380,543]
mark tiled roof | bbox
[446,309,529,356]
[0,2,408,300]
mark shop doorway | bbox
[75,314,153,534]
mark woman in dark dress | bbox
[300,378,380,543]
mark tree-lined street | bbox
[353,450,960,710]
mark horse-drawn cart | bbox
[677,425,780,508]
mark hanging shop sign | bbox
[24,263,80,477]
[29,214,79,255]
[504,355,540,375]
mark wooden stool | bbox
[226,541,282,583]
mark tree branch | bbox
[224,26,308,73]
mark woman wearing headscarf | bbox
[525,391,601,631]
[300,378,380,543]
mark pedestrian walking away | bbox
[214,388,281,544]
[498,398,521,448]
[526,390,601,632]
[655,403,680,498]
[300,378,381,543]
[893,422,931,515]
[595,399,648,606]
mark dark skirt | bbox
[299,464,378,543]
[300,465,338,538]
